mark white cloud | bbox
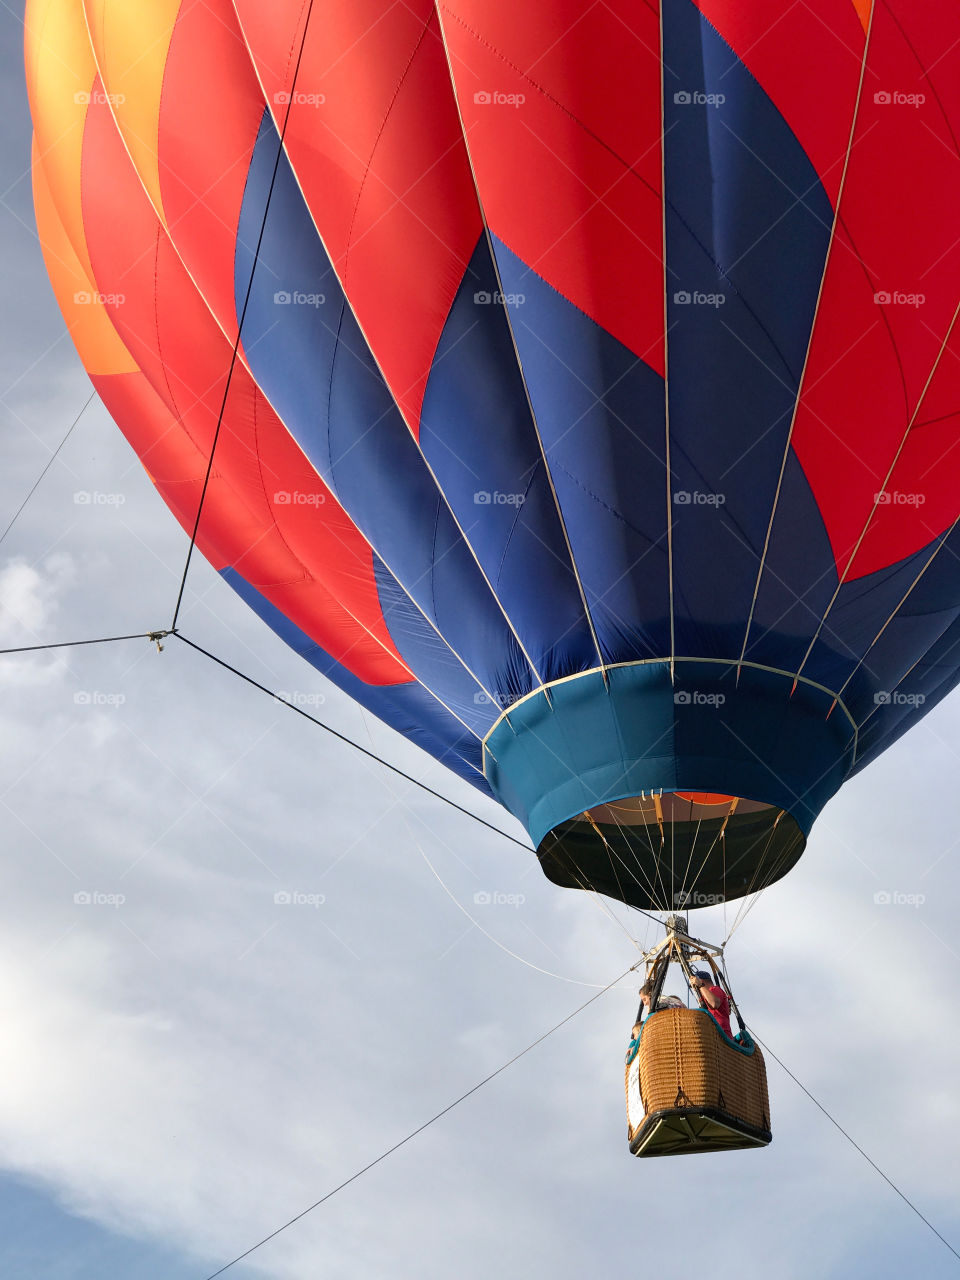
[0,555,75,688]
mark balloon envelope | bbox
[26,0,960,908]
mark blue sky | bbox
[0,1174,215,1279]
[3,2,960,1278]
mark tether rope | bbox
[0,391,97,551]
[0,631,166,655]
[169,0,318,632]
[199,965,637,1279]
[0,619,666,932]
[175,635,663,929]
[174,633,531,851]
[758,1034,960,1265]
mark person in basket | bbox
[690,969,732,1037]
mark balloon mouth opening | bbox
[536,792,805,912]
[482,661,855,912]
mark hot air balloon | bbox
[25,0,960,1154]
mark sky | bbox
[3,3,960,1279]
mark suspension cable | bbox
[411,829,612,987]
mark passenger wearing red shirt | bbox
[690,969,732,1038]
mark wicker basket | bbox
[626,1007,771,1157]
